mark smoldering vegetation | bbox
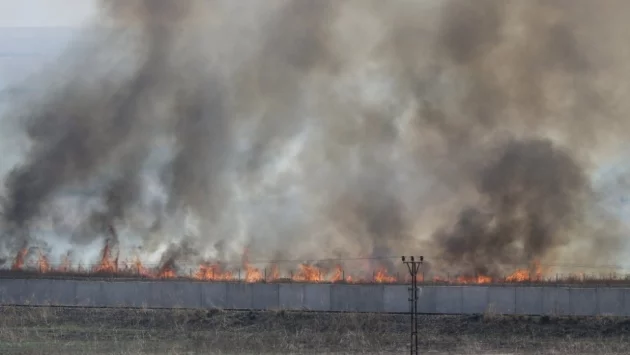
[0,0,629,277]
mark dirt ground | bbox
[0,306,629,354]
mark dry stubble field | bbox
[0,306,629,354]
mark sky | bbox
[0,0,97,27]
[0,1,98,86]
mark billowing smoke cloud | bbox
[1,0,629,276]
[434,139,591,276]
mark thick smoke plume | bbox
[1,0,630,276]
[434,139,590,276]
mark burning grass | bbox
[4,241,402,284]
[0,306,629,354]
[3,268,630,288]
[6,242,630,286]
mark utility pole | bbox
[402,255,423,355]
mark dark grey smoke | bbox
[417,0,626,274]
[328,172,408,273]
[434,139,590,276]
[235,0,341,175]
[1,0,195,249]
[157,239,198,275]
[162,82,228,220]
[1,0,629,276]
[87,167,142,242]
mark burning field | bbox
[1,0,630,287]
[5,237,630,286]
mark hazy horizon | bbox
[0,0,96,27]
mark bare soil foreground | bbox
[0,307,629,354]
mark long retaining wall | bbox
[1,279,629,316]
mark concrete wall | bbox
[1,279,629,316]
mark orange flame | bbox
[455,275,493,284]
[506,261,543,282]
[245,263,263,282]
[374,267,397,283]
[11,248,27,271]
[58,253,72,273]
[157,260,176,279]
[269,264,279,281]
[5,242,564,285]
[331,265,344,282]
[194,263,233,281]
[37,251,50,273]
[93,240,118,274]
[293,264,323,282]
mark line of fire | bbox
[3,235,629,285]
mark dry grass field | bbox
[0,306,629,354]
